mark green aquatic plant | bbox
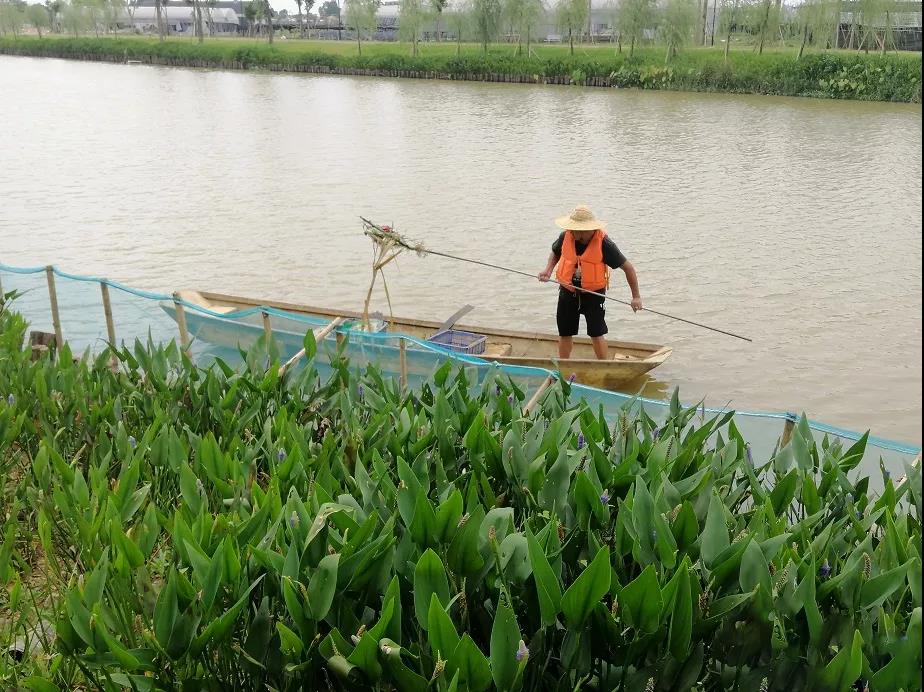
[0,299,921,691]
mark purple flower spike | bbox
[508,394,514,404]
[746,444,753,465]
[277,449,287,461]
[358,384,364,399]
[652,426,660,440]
[568,374,576,384]
[515,640,529,662]
[128,436,137,449]
[600,491,610,504]
[288,510,299,528]
[6,394,13,406]
[496,385,501,395]
[819,562,831,578]
[577,433,585,450]
[650,530,657,541]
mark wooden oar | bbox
[436,304,474,332]
[278,317,345,377]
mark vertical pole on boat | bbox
[780,415,796,448]
[172,292,191,354]
[399,337,408,392]
[261,310,272,345]
[45,266,64,352]
[100,281,117,347]
[523,375,556,415]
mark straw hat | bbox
[554,205,606,231]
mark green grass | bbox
[1,34,921,101]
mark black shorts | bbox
[557,287,608,338]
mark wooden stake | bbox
[261,310,272,344]
[780,416,796,448]
[45,266,63,352]
[278,318,345,377]
[399,338,408,391]
[523,375,556,415]
[172,292,190,353]
[100,281,117,346]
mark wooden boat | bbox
[162,289,672,390]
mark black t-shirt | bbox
[552,232,626,289]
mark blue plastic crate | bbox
[427,329,487,355]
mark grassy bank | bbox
[1,35,921,102]
[1,291,922,691]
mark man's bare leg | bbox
[558,336,573,359]
[591,336,609,360]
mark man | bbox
[537,205,642,360]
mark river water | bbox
[1,55,921,447]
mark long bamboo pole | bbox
[359,217,752,342]
[278,317,345,377]
[45,266,63,351]
[780,416,796,448]
[523,375,556,415]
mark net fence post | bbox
[780,415,796,448]
[261,310,272,345]
[45,266,64,352]
[524,375,556,415]
[172,292,191,354]
[399,338,408,392]
[100,281,117,346]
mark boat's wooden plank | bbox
[197,289,669,356]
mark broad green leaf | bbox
[414,548,450,631]
[526,529,562,627]
[189,575,263,655]
[428,594,460,660]
[818,629,863,691]
[620,564,662,633]
[739,539,771,595]
[861,560,911,610]
[307,553,340,621]
[490,598,522,692]
[668,565,692,660]
[449,634,492,692]
[561,547,611,628]
[276,622,304,657]
[153,571,178,650]
[701,491,729,568]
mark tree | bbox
[503,0,544,54]
[430,0,446,39]
[44,0,63,31]
[253,0,274,42]
[319,0,338,16]
[445,0,470,53]
[399,0,428,54]
[471,0,502,51]
[294,0,304,36]
[658,0,696,61]
[59,1,87,35]
[27,2,51,35]
[618,0,655,55]
[556,0,588,53]
[0,2,27,36]
[344,0,377,53]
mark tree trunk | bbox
[527,27,531,56]
[724,21,732,59]
[196,0,204,43]
[757,0,771,54]
[155,0,165,41]
[457,31,462,55]
[797,22,808,59]
[357,32,361,54]
[616,32,621,54]
[569,26,574,54]
[435,13,440,41]
[629,34,635,57]
[700,0,708,45]
[37,26,43,38]
[268,17,274,43]
[710,0,717,45]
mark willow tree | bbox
[658,0,697,61]
[618,0,655,55]
[471,0,502,51]
[0,3,26,36]
[504,0,544,54]
[399,0,428,54]
[27,3,51,35]
[445,0,471,53]
[345,0,378,53]
[556,0,589,53]
[430,0,447,39]
[717,0,743,58]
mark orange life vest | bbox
[556,230,609,292]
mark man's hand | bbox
[631,297,643,312]
[538,270,552,282]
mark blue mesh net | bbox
[2,263,919,479]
